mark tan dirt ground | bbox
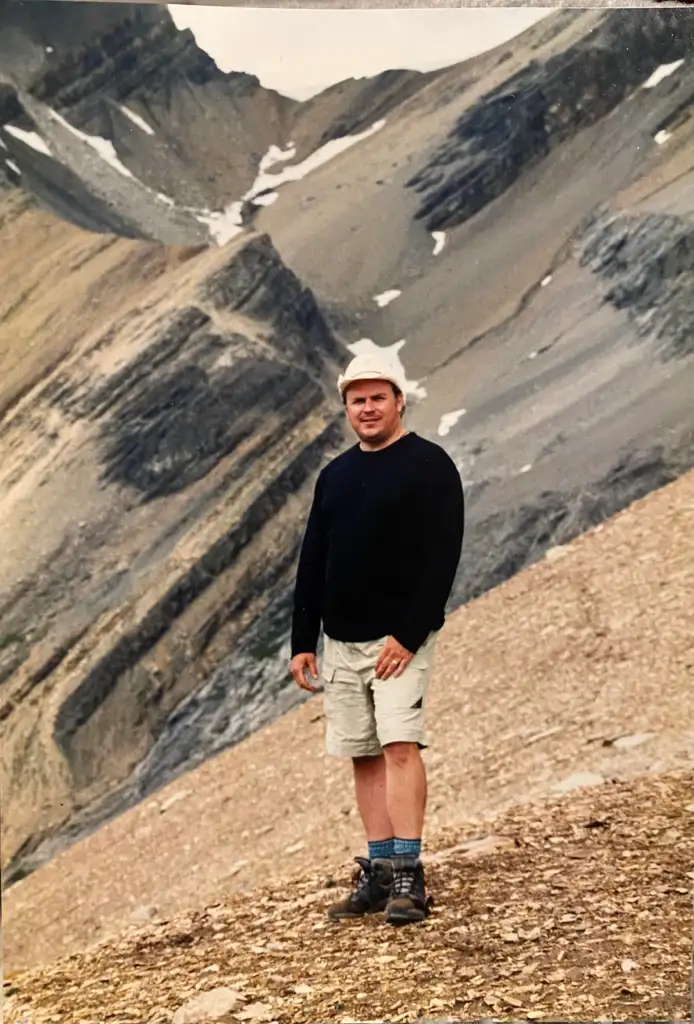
[4,469,693,984]
[5,768,693,1023]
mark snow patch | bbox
[437,409,466,437]
[654,130,672,146]
[121,105,155,136]
[251,191,279,207]
[347,337,427,402]
[48,109,135,179]
[642,60,684,90]
[259,143,297,174]
[195,203,245,246]
[432,231,446,256]
[157,192,175,207]
[519,463,533,474]
[249,120,385,199]
[541,274,552,287]
[198,120,386,246]
[5,125,52,156]
[0,137,6,150]
[45,46,54,54]
[6,159,20,175]
[374,289,401,308]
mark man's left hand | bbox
[375,636,414,680]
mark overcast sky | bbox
[168,7,552,100]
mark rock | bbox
[426,833,515,865]
[172,987,245,1023]
[6,3,694,902]
[0,6,291,241]
[159,789,191,814]
[129,904,157,924]
[553,771,605,794]
[407,10,694,232]
[235,1002,274,1022]
[544,545,569,562]
[612,732,656,750]
[579,211,694,358]
[1,7,429,245]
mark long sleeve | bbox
[291,471,328,657]
[393,450,464,654]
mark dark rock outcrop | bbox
[203,234,344,376]
[52,422,337,769]
[408,10,694,231]
[0,228,346,876]
[579,210,694,360]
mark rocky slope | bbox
[6,770,694,1024]
[407,9,694,232]
[2,6,694,890]
[4,468,693,991]
[0,204,347,882]
[0,2,432,243]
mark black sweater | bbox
[291,431,464,657]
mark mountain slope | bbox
[0,3,437,243]
[0,200,347,881]
[2,5,694,909]
[6,771,693,1024]
[3,471,693,1024]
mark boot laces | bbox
[392,863,418,897]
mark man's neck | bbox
[359,426,409,453]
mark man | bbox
[289,351,464,926]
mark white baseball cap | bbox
[337,352,407,405]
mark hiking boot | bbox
[384,854,431,925]
[327,856,393,920]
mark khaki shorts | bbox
[320,631,439,758]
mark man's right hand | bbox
[290,652,320,693]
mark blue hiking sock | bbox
[368,837,395,860]
[394,837,422,858]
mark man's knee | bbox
[352,752,384,769]
[382,740,421,768]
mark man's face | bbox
[344,378,404,448]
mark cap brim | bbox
[339,371,395,391]
[337,372,407,404]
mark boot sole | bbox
[328,904,389,921]
[385,908,427,925]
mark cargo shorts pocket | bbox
[322,666,381,757]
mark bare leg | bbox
[352,754,394,841]
[382,741,427,839]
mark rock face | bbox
[0,3,432,244]
[451,426,694,618]
[579,210,694,360]
[0,2,296,216]
[407,9,694,231]
[0,226,346,878]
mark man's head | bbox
[337,353,406,449]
